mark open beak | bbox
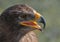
[19,11,46,31]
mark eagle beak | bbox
[19,11,46,31]
[34,12,46,29]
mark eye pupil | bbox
[21,14,27,18]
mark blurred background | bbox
[0,0,60,42]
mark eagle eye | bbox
[21,14,27,18]
[19,13,35,20]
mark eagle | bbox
[0,4,46,42]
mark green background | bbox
[0,0,60,42]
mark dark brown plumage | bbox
[0,4,46,42]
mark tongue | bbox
[22,21,37,26]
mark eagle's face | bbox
[1,4,46,32]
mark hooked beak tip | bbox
[40,16,46,29]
